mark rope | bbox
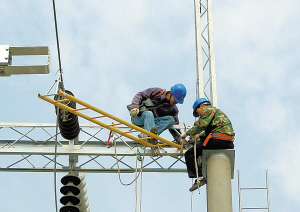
[135,152,143,212]
[114,137,145,186]
[135,156,138,212]
[150,145,161,157]
[53,106,59,212]
[135,157,143,212]
[139,169,143,211]
[180,122,187,155]
[114,137,145,211]
[194,140,201,193]
[191,179,193,212]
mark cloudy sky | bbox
[1,0,300,211]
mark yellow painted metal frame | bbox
[38,90,181,149]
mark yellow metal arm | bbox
[38,90,181,149]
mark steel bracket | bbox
[0,45,50,76]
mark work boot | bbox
[189,176,207,192]
[148,126,158,145]
[138,133,147,139]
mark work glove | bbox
[188,136,196,144]
[180,137,187,146]
[179,132,188,148]
[188,131,205,144]
[130,108,139,117]
[180,132,187,140]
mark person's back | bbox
[200,105,235,137]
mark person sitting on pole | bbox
[180,98,235,192]
[129,83,187,144]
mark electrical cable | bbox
[51,0,64,85]
[51,0,64,211]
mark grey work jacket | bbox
[131,87,181,142]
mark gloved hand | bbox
[180,137,186,145]
[179,132,188,148]
[130,108,139,117]
[179,137,188,149]
[188,136,196,144]
[180,132,187,140]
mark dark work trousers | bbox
[184,138,234,178]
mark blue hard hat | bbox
[170,84,187,104]
[192,98,210,117]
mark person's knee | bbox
[164,116,175,127]
[169,116,175,125]
[141,111,154,119]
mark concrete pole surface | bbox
[206,153,233,212]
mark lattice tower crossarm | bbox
[0,122,192,173]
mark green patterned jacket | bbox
[186,105,235,137]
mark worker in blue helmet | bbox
[180,98,235,192]
[128,84,187,144]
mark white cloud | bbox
[269,133,300,203]
[2,0,300,211]
[244,96,287,133]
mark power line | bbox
[52,0,64,89]
[51,0,63,211]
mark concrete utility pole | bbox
[202,150,235,212]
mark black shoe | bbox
[148,126,158,145]
[189,177,207,192]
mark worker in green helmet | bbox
[180,98,235,192]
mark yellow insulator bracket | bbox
[38,90,181,149]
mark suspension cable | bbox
[51,0,63,211]
[52,0,64,90]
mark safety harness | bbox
[203,132,234,146]
[155,88,166,97]
[127,89,166,115]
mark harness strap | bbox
[212,132,234,141]
[155,88,166,97]
[203,134,212,146]
[203,133,234,146]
